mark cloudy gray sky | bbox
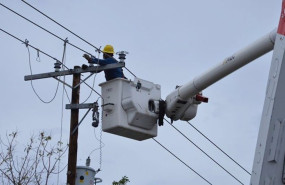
[0,0,281,184]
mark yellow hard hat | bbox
[103,45,114,54]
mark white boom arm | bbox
[166,29,276,121]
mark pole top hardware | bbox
[24,63,125,81]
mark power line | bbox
[89,127,105,171]
[81,53,101,104]
[19,0,136,77]
[186,121,251,175]
[57,39,68,185]
[26,45,60,103]
[21,0,100,51]
[152,138,212,185]
[81,74,96,104]
[165,119,244,185]
[81,80,102,98]
[0,28,68,69]
[25,30,67,104]
[2,1,130,130]
[0,3,92,56]
[0,28,101,100]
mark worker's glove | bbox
[83,54,91,62]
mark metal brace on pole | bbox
[71,108,92,135]
[53,77,73,89]
[74,73,95,89]
[66,102,99,134]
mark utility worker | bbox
[83,45,126,81]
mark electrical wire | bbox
[5,26,104,171]
[89,104,106,157]
[89,128,105,157]
[99,124,103,170]
[57,84,65,185]
[82,80,102,98]
[81,74,96,104]
[88,128,105,171]
[3,27,96,104]
[21,0,100,51]
[57,39,68,185]
[0,28,97,101]
[186,121,251,175]
[88,147,101,157]
[26,44,60,104]
[2,4,129,113]
[165,119,244,185]
[89,97,104,170]
[3,2,135,78]
[81,52,101,104]
[98,97,104,170]
[2,12,108,176]
[64,88,71,103]
[84,127,104,173]
[152,138,212,185]
[0,28,68,69]
[2,25,87,121]
[20,0,136,78]
[0,3,92,56]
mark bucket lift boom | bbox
[165,29,276,121]
[164,0,285,184]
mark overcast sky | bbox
[0,0,281,184]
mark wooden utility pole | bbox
[67,66,80,185]
[24,63,125,184]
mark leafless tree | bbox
[0,131,68,185]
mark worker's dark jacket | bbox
[90,56,125,81]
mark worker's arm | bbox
[83,54,115,65]
[90,56,111,65]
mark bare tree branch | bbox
[0,131,68,185]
